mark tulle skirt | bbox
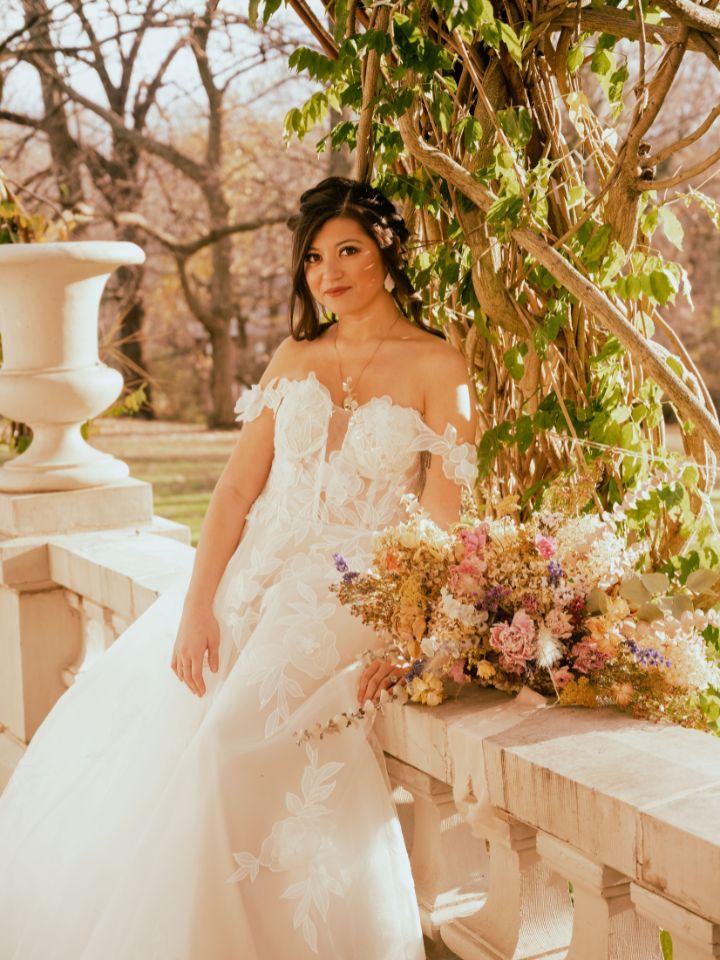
[0,520,425,959]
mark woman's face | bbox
[303,215,388,316]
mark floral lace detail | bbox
[407,421,477,490]
[234,372,476,535]
[226,743,346,954]
[233,377,291,422]
[242,559,341,738]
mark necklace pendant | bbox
[341,376,358,413]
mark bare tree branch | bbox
[644,103,720,168]
[113,210,293,256]
[645,142,720,189]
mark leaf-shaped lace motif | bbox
[234,377,290,423]
[226,743,346,954]
[407,422,477,489]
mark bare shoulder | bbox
[419,334,469,379]
[258,335,316,385]
[412,332,477,442]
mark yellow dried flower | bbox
[558,677,599,708]
[609,682,635,707]
[408,674,445,706]
[475,660,497,681]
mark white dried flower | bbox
[536,624,563,668]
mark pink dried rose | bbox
[448,557,486,596]
[448,658,469,684]
[551,666,573,688]
[489,610,537,675]
[545,608,574,639]
[571,640,611,675]
[534,534,557,559]
[459,523,489,557]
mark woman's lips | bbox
[324,286,350,296]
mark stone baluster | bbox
[631,885,720,960]
[440,807,572,960]
[384,755,488,943]
[536,832,662,960]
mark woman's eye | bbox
[304,252,320,264]
[340,246,359,256]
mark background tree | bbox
[0,0,311,425]
[277,0,720,574]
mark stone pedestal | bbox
[0,241,145,492]
[0,479,153,537]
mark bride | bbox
[0,177,477,960]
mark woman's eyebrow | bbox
[307,238,364,251]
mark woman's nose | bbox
[323,261,344,281]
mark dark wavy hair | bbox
[286,177,436,341]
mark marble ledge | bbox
[375,686,720,925]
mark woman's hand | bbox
[357,659,409,705]
[171,601,220,697]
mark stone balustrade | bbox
[375,687,720,960]
[3,532,719,959]
[0,518,193,787]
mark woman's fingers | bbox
[207,628,220,674]
[359,661,403,704]
[192,655,206,697]
[357,660,383,703]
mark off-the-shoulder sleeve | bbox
[407,421,477,490]
[234,377,289,424]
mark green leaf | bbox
[660,930,673,960]
[583,224,612,265]
[567,45,585,73]
[648,269,676,305]
[248,0,260,26]
[497,107,533,149]
[568,184,586,209]
[659,206,684,250]
[499,21,524,66]
[591,48,613,76]
[262,0,283,23]
[515,414,534,452]
[503,342,528,381]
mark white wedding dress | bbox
[0,371,476,960]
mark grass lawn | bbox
[2,420,718,547]
[90,420,239,546]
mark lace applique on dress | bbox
[234,376,292,423]
[226,743,346,954]
[407,421,477,490]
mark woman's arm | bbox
[418,345,478,530]
[171,338,297,695]
[358,346,478,704]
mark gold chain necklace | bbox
[333,316,399,413]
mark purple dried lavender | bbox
[332,553,349,573]
[547,559,563,587]
[404,659,425,682]
[625,637,672,669]
[476,584,511,613]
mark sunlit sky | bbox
[1,0,320,135]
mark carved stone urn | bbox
[0,241,145,492]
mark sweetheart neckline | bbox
[272,370,425,422]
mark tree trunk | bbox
[208,324,237,428]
